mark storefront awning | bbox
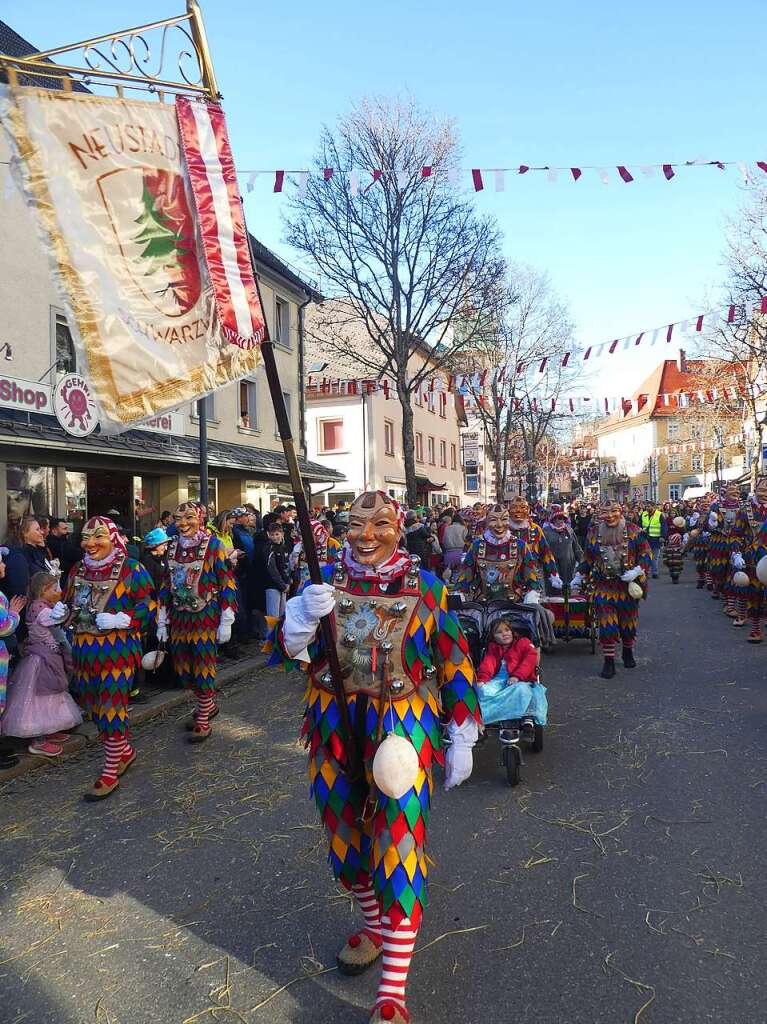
[415,475,446,490]
[0,414,345,484]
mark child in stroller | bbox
[476,617,547,741]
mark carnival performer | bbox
[65,516,155,799]
[704,499,731,604]
[267,490,480,1024]
[289,517,341,591]
[744,514,767,643]
[508,496,562,646]
[729,478,767,627]
[571,500,651,679]
[542,505,583,589]
[156,502,236,743]
[458,502,540,605]
[688,495,710,588]
[663,516,685,584]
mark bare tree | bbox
[285,96,505,503]
[455,265,579,501]
[696,180,767,489]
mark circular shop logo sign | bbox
[53,374,98,437]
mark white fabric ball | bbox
[673,516,686,527]
[627,580,644,600]
[757,556,767,585]
[373,732,419,799]
[732,571,750,588]
[141,650,166,671]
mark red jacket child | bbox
[477,631,538,684]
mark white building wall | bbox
[305,396,364,502]
[597,421,657,477]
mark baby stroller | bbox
[453,598,544,787]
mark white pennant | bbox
[298,171,309,195]
[736,162,751,184]
[448,167,459,188]
[246,171,258,193]
[679,319,689,334]
[640,165,655,178]
[745,300,754,322]
[596,168,610,185]
[547,167,558,182]
[494,169,505,192]
[650,329,659,345]
[349,171,359,197]
[396,170,409,189]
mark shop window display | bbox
[6,465,55,527]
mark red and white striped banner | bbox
[176,97,266,350]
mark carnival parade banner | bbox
[0,86,264,431]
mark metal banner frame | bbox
[0,0,359,774]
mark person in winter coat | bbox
[477,619,538,683]
[403,511,432,564]
[262,520,291,618]
[543,506,584,589]
[475,617,546,735]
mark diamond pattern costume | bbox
[158,532,237,696]
[66,551,154,738]
[267,560,480,932]
[457,534,539,601]
[578,521,651,652]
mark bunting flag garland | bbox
[307,376,749,412]
[233,159,767,195]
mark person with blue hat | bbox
[131,527,173,704]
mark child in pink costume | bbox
[1,572,81,757]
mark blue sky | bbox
[5,0,766,394]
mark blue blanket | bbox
[477,665,548,725]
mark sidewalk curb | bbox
[0,653,265,786]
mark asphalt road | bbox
[1,566,766,1024]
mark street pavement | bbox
[1,567,766,1024]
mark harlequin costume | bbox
[572,502,651,679]
[704,501,731,603]
[728,481,767,628]
[289,518,341,591]
[457,503,540,603]
[687,496,711,588]
[64,516,155,799]
[156,502,237,742]
[663,518,685,583]
[266,491,480,1024]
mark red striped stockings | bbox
[352,882,382,944]
[374,914,417,1019]
[101,735,126,783]
[195,693,215,731]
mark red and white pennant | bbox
[176,97,266,350]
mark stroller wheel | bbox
[502,745,521,787]
[531,724,544,754]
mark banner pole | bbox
[197,397,209,507]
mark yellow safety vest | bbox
[641,510,663,538]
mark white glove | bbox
[443,718,479,791]
[570,572,583,592]
[156,623,169,643]
[283,583,336,660]
[96,611,131,631]
[621,566,644,583]
[523,590,540,605]
[549,574,563,590]
[50,601,68,624]
[708,512,718,529]
[732,553,746,571]
[302,583,336,620]
[216,607,235,644]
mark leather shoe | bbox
[600,657,616,679]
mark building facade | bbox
[304,307,465,507]
[595,352,744,502]
[0,20,342,538]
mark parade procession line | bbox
[0,648,268,785]
[0,571,766,1024]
